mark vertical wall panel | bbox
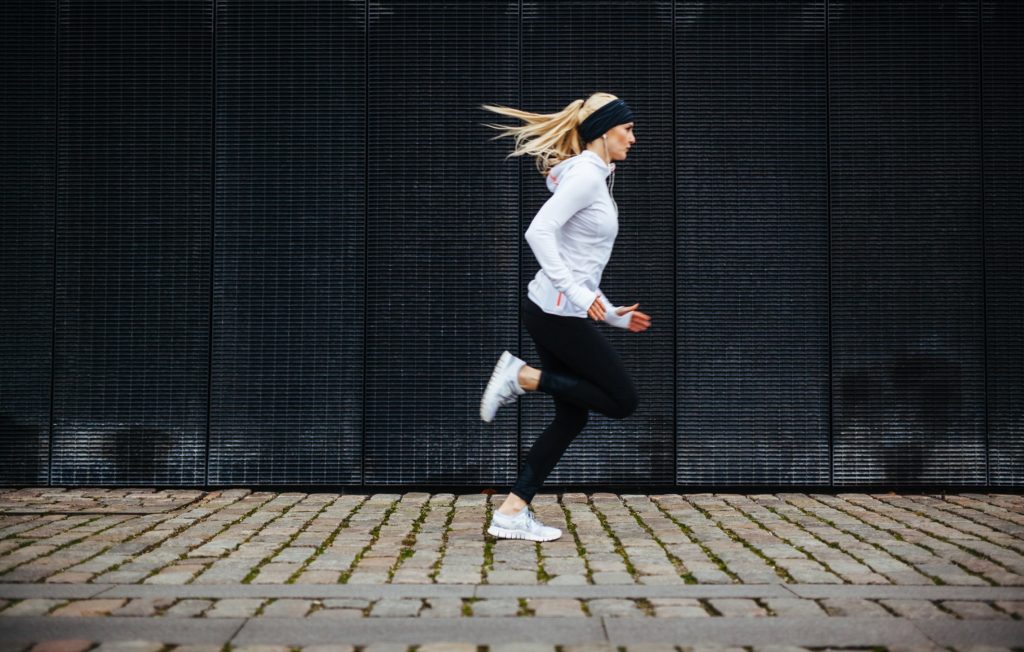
[208,0,365,484]
[51,0,211,484]
[983,0,1024,486]
[0,1,55,485]
[676,1,830,484]
[829,1,986,485]
[519,1,676,488]
[363,1,520,485]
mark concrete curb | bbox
[233,617,606,646]
[785,583,1024,601]
[0,585,113,600]
[1,582,1022,602]
[93,584,474,600]
[605,617,934,647]
[2,616,1022,647]
[474,584,795,599]
[0,617,245,645]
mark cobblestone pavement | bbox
[0,489,1022,652]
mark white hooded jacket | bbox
[525,149,631,329]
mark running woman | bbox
[477,92,652,542]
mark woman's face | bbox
[606,122,636,161]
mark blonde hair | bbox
[479,92,619,177]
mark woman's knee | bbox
[606,384,639,420]
[554,403,589,431]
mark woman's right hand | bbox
[586,294,607,322]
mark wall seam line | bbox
[48,0,60,486]
[977,0,988,486]
[825,0,833,488]
[205,0,218,488]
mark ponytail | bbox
[479,92,619,177]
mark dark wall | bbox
[0,0,1020,488]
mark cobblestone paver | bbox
[0,489,1020,651]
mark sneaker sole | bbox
[480,350,515,423]
[487,524,561,542]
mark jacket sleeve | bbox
[597,290,632,329]
[524,170,602,312]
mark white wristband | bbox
[603,305,632,329]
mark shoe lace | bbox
[521,507,546,532]
[497,377,520,406]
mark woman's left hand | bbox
[616,304,651,332]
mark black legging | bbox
[510,295,639,504]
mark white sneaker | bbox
[488,505,562,542]
[480,350,526,423]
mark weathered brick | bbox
[204,598,264,618]
[708,598,769,617]
[879,598,955,619]
[1,599,66,617]
[30,640,92,652]
[51,599,127,618]
[527,598,584,617]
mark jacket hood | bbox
[545,149,615,193]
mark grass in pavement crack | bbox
[535,539,552,583]
[932,599,960,618]
[532,500,555,583]
[774,493,950,585]
[239,495,335,581]
[683,496,794,583]
[700,597,722,616]
[883,494,1024,553]
[901,493,1024,544]
[722,496,844,581]
[558,497,594,584]
[128,492,275,584]
[587,496,638,581]
[388,496,432,582]
[68,512,188,580]
[843,495,1013,582]
[482,499,495,582]
[649,497,740,583]
[872,598,903,618]
[167,493,279,584]
[991,601,1023,620]
[252,599,270,617]
[241,495,317,581]
[0,599,20,614]
[0,514,77,546]
[339,495,403,584]
[787,494,992,586]
[753,497,915,584]
[632,597,655,616]
[429,498,458,583]
[1,513,162,582]
[48,601,72,616]
[754,597,776,616]
[285,494,371,583]
[0,514,107,569]
[621,497,697,584]
[102,493,272,581]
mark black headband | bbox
[577,98,635,143]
